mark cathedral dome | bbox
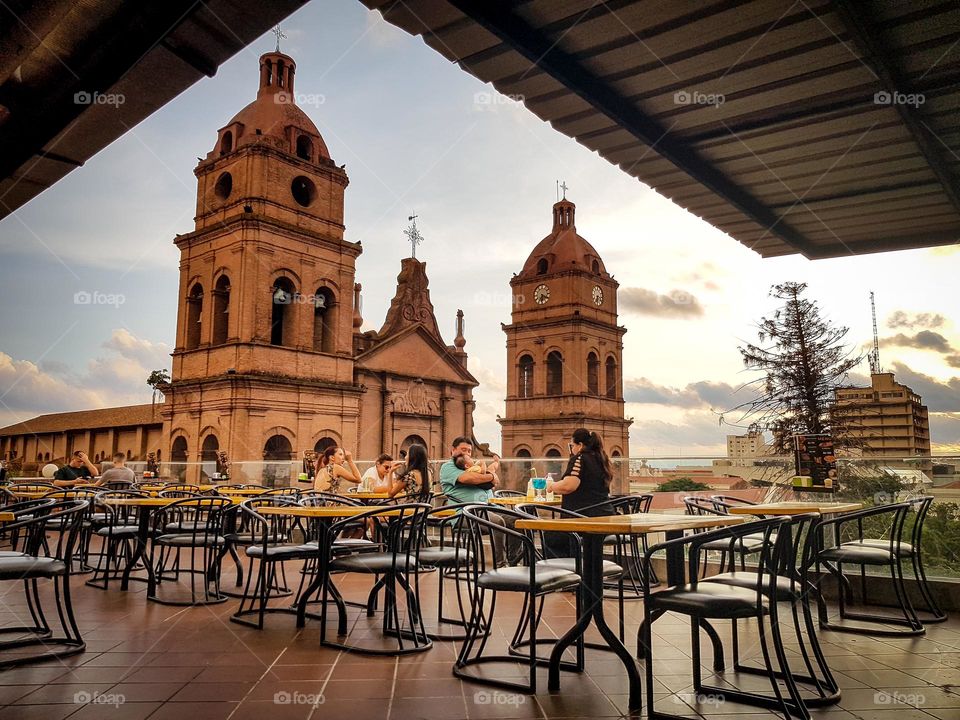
[216,52,330,160]
[518,199,607,278]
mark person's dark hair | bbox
[319,445,339,467]
[399,443,431,493]
[572,428,612,487]
[376,453,393,465]
[450,436,472,449]
[112,452,125,462]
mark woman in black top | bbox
[544,428,614,557]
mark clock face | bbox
[592,285,604,306]
[534,284,550,305]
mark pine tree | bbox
[732,282,863,453]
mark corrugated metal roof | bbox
[362,0,960,259]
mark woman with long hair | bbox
[387,443,431,499]
[545,428,614,557]
[313,445,361,493]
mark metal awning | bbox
[0,0,306,220]
[362,0,960,259]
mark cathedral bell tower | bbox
[163,50,363,475]
[499,197,631,461]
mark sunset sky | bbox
[0,1,957,457]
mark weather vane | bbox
[404,214,424,260]
[272,24,286,52]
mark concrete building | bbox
[831,372,931,460]
[725,431,772,465]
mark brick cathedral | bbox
[0,50,632,473]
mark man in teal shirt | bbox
[441,437,521,566]
[440,436,499,502]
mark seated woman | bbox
[387,443,431,500]
[313,445,362,493]
[544,428,614,558]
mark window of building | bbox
[186,283,203,349]
[546,351,563,395]
[536,258,548,275]
[220,131,233,155]
[605,356,618,398]
[270,277,297,347]
[587,352,599,395]
[296,135,313,161]
[518,355,534,397]
[312,287,336,353]
[212,275,230,345]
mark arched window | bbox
[587,352,599,395]
[545,448,562,458]
[312,287,336,353]
[36,453,42,462]
[516,448,531,458]
[171,436,188,482]
[605,356,618,399]
[212,275,230,345]
[271,278,296,347]
[264,436,293,461]
[536,258,548,275]
[518,354,534,398]
[314,437,336,454]
[186,283,203,349]
[401,434,427,457]
[546,351,563,395]
[44,452,50,461]
[201,435,219,480]
[296,135,313,161]
[592,259,600,274]
[220,131,233,155]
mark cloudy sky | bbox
[0,1,957,456]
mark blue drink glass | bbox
[532,477,547,500]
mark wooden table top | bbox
[347,491,394,499]
[208,487,270,496]
[728,501,863,516]
[515,512,745,535]
[259,505,402,518]
[490,496,561,506]
[100,497,233,507]
[0,511,14,523]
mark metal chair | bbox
[321,503,434,655]
[86,490,151,590]
[453,504,581,695]
[684,496,768,575]
[812,501,924,635]
[493,489,526,498]
[638,516,805,720]
[0,500,88,668]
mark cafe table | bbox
[515,512,745,712]
[0,511,13,523]
[728,500,863,516]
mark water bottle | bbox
[545,473,555,502]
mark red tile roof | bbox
[0,403,163,437]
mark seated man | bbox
[53,451,99,486]
[98,452,136,485]
[440,437,520,566]
[360,453,399,492]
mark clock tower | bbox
[499,197,631,466]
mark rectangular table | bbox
[515,512,745,712]
[489,496,561,506]
[728,501,863,516]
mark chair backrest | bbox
[711,494,757,509]
[159,489,202,498]
[4,499,88,558]
[458,504,533,571]
[683,496,726,517]
[493,490,525,498]
[10,482,56,494]
[95,490,150,525]
[907,495,934,549]
[329,503,432,559]
[237,496,303,544]
[300,492,361,507]
[156,496,233,543]
[102,480,135,491]
[685,515,789,591]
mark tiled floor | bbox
[1,553,959,719]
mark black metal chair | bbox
[0,499,88,668]
[149,496,233,605]
[493,489,526,498]
[86,490,151,590]
[453,504,581,695]
[321,502,434,655]
[0,498,58,553]
[638,516,805,720]
[847,495,946,623]
[581,493,659,593]
[231,497,317,629]
[40,488,100,573]
[699,512,841,709]
[812,501,924,635]
[684,496,768,575]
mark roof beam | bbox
[442,0,816,257]
[831,0,960,215]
